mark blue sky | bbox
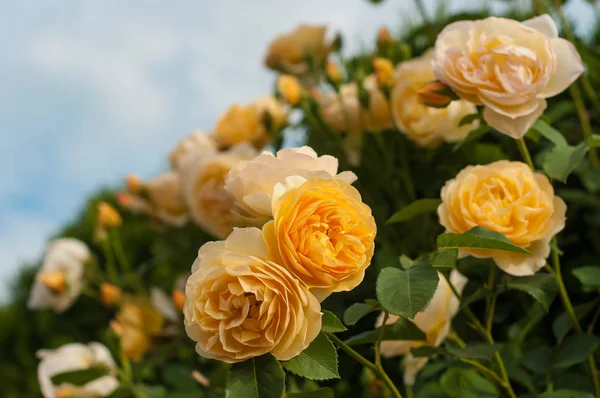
[0,0,595,300]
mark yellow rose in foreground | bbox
[265,24,330,76]
[146,171,189,227]
[168,130,216,172]
[263,177,376,300]
[184,228,321,362]
[225,146,357,225]
[433,14,583,138]
[114,299,163,362]
[377,270,468,385]
[392,50,478,147]
[182,144,257,238]
[438,160,566,275]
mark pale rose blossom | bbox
[146,171,189,227]
[181,143,257,238]
[184,227,322,362]
[377,270,468,385]
[168,130,217,172]
[263,176,376,300]
[438,160,566,275]
[28,238,91,313]
[433,15,583,138]
[225,146,357,225]
[319,83,363,135]
[362,75,394,131]
[37,342,119,398]
[392,50,478,147]
[114,299,164,362]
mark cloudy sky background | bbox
[0,0,595,300]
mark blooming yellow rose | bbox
[391,50,478,147]
[168,130,216,172]
[114,299,163,362]
[362,75,394,131]
[182,143,257,238]
[264,24,330,76]
[377,270,468,385]
[146,171,189,227]
[263,177,376,299]
[213,97,286,149]
[225,146,357,226]
[433,14,583,138]
[438,160,566,275]
[184,227,322,362]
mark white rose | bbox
[225,146,356,225]
[146,171,189,227]
[433,14,583,138]
[37,342,119,398]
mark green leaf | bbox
[343,301,380,326]
[387,199,442,224]
[453,125,493,151]
[411,346,444,357]
[505,273,557,312]
[572,266,600,290]
[538,390,594,398]
[531,119,568,146]
[135,385,168,398]
[424,249,458,270]
[399,255,415,269]
[446,343,503,360]
[552,334,600,369]
[437,226,530,254]
[553,299,600,341]
[51,366,109,386]
[288,387,335,398]
[440,368,499,398]
[376,263,439,318]
[281,333,339,380]
[321,310,347,333]
[227,354,285,398]
[521,346,552,374]
[345,318,426,345]
[543,141,590,182]
[162,364,197,391]
[459,113,480,127]
[461,287,493,308]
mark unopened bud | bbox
[192,370,211,388]
[38,271,67,294]
[172,290,186,312]
[372,58,395,88]
[417,81,456,108]
[97,202,123,228]
[101,283,122,308]
[377,26,394,48]
[326,61,343,85]
[125,174,143,194]
[110,320,123,336]
[277,75,302,106]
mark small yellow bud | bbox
[372,57,395,88]
[38,271,67,294]
[172,289,186,312]
[326,61,343,85]
[125,174,143,194]
[110,320,123,336]
[97,202,123,228]
[101,283,122,308]
[416,81,454,108]
[277,75,302,106]
[377,26,393,48]
[192,370,211,388]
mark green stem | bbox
[517,139,535,169]
[486,265,497,334]
[398,136,417,201]
[458,358,507,387]
[326,332,403,398]
[414,0,430,25]
[101,238,119,285]
[110,230,143,294]
[405,385,414,398]
[375,312,389,369]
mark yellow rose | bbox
[146,171,189,227]
[391,50,479,147]
[277,75,302,106]
[362,75,393,131]
[263,177,376,300]
[168,130,216,172]
[264,24,330,76]
[182,143,257,238]
[376,270,468,385]
[319,83,362,134]
[115,299,163,362]
[438,160,566,275]
[225,146,357,226]
[433,15,583,138]
[184,227,322,362]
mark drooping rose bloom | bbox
[438,160,566,275]
[184,227,322,362]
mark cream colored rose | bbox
[433,14,583,138]
[252,95,287,132]
[28,238,91,313]
[263,177,376,300]
[264,24,330,76]
[181,143,257,238]
[377,270,468,385]
[392,50,478,147]
[37,342,119,398]
[168,130,216,172]
[438,160,566,275]
[146,171,189,227]
[184,227,322,362]
[225,146,357,225]
[319,83,362,134]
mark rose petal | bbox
[541,38,584,98]
[483,99,547,139]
